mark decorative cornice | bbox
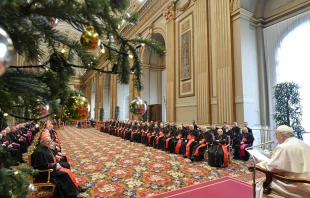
[121,0,167,37]
[163,2,175,22]
[177,0,191,12]
[230,0,240,13]
[142,63,166,70]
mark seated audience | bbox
[180,125,199,158]
[0,129,24,164]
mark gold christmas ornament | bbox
[80,26,100,50]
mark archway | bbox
[142,33,166,122]
[276,21,310,132]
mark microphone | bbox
[245,140,274,150]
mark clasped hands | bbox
[56,163,62,170]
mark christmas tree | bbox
[0,0,165,120]
[0,147,37,198]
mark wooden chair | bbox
[28,152,55,197]
[96,121,102,130]
[80,121,85,128]
[248,166,310,197]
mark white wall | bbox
[91,92,95,119]
[162,70,166,122]
[103,86,110,119]
[117,83,129,120]
[142,67,162,105]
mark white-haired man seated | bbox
[256,125,310,198]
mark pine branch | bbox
[0,0,166,119]
[129,37,166,57]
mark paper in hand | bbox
[246,149,270,161]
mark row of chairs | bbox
[95,121,104,129]
[51,122,65,130]
[75,121,92,128]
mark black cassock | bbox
[31,145,79,198]
[208,134,228,167]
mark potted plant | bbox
[99,108,104,121]
[273,82,304,139]
[115,106,120,120]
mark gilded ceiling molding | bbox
[178,0,191,12]
[163,2,175,21]
[230,0,240,12]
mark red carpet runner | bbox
[152,177,252,198]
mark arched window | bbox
[276,21,310,131]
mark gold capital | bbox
[163,2,175,22]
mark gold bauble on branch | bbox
[65,95,90,121]
[80,26,100,50]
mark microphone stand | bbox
[246,140,273,198]
[246,147,256,198]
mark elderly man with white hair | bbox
[256,125,310,198]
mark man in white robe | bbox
[256,125,310,198]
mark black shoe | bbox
[183,155,188,158]
[20,159,27,163]
[78,186,88,193]
[189,157,195,162]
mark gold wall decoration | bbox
[182,82,191,93]
[180,31,191,80]
[163,2,175,21]
[179,13,194,98]
[181,19,190,33]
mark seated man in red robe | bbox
[31,133,87,198]
[190,126,212,162]
[208,129,229,167]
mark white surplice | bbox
[255,137,310,198]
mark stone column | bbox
[194,0,211,124]
[164,2,176,122]
[110,74,118,119]
[94,74,100,120]
[209,0,234,124]
[256,25,269,127]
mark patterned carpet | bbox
[36,126,264,198]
